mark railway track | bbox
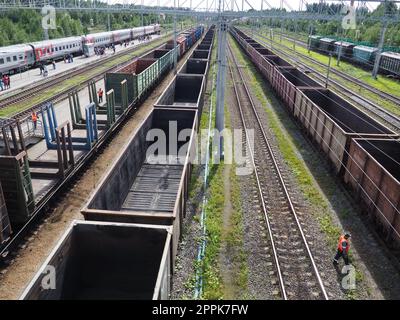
[0,33,171,120]
[227,42,329,300]
[253,28,400,107]
[246,29,400,132]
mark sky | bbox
[105,0,381,11]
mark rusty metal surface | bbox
[231,26,400,248]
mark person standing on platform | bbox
[98,88,104,103]
[2,75,7,90]
[6,75,10,89]
[32,112,38,130]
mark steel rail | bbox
[227,41,329,300]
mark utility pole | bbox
[372,20,388,79]
[307,24,314,53]
[216,0,227,160]
[270,28,273,50]
[173,0,178,74]
[326,54,332,88]
[43,28,49,41]
[141,0,144,27]
[337,29,343,67]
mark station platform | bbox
[0,35,161,97]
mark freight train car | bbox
[293,88,396,173]
[309,35,322,51]
[380,52,400,76]
[15,25,214,300]
[0,26,207,259]
[334,41,355,59]
[81,107,198,261]
[83,26,214,262]
[344,139,400,246]
[353,45,378,66]
[319,38,336,53]
[105,44,177,106]
[308,35,400,77]
[21,221,172,300]
[231,26,400,246]
[274,67,324,113]
[0,182,12,244]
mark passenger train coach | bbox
[0,24,161,75]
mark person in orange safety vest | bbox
[32,112,38,130]
[333,232,351,266]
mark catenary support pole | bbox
[372,20,388,79]
[173,0,178,74]
[216,0,227,159]
[326,54,332,88]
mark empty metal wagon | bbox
[0,182,11,244]
[81,108,198,260]
[20,221,172,300]
[294,88,397,174]
[344,138,400,246]
[274,67,324,112]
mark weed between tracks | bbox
[197,36,224,299]
[230,36,362,299]
[225,103,248,297]
[185,35,248,299]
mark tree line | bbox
[0,6,181,46]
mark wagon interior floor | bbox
[121,163,183,213]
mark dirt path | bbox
[0,48,197,300]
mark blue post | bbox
[85,107,93,147]
[49,103,58,141]
[85,103,98,148]
[91,104,98,141]
[41,103,59,148]
[41,106,52,149]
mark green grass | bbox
[200,35,225,300]
[197,34,248,299]
[224,96,248,297]
[230,36,361,298]
[201,162,225,300]
[248,29,400,117]
[0,34,172,117]
[227,163,248,295]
